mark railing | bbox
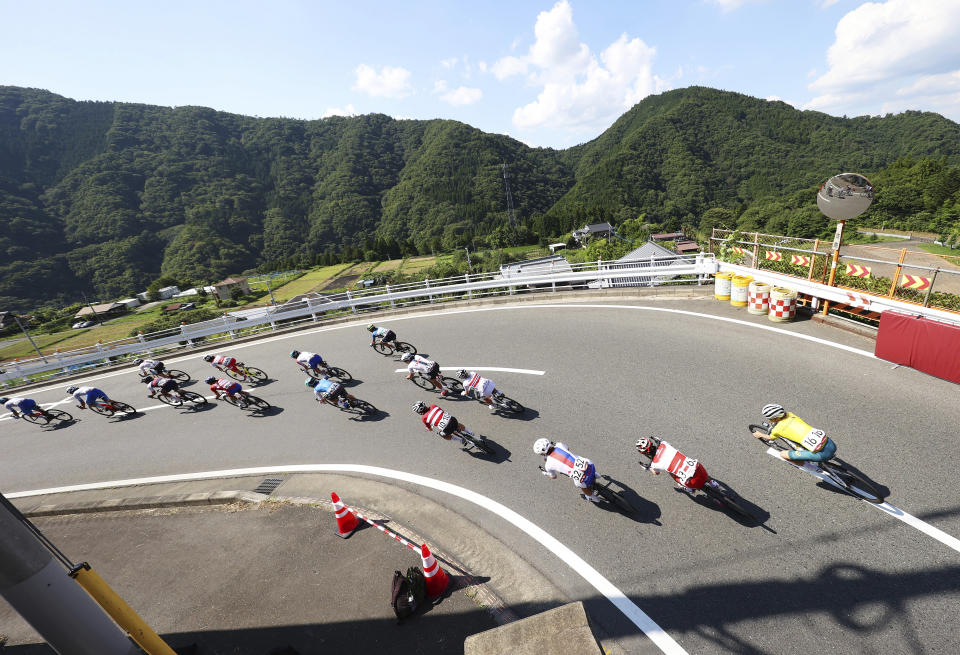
[0,254,711,388]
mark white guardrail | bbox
[0,254,710,387]
[3,252,958,388]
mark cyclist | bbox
[134,357,165,377]
[367,324,398,349]
[411,401,480,445]
[142,375,180,401]
[534,438,601,503]
[635,437,718,492]
[402,353,450,395]
[1,396,40,419]
[203,354,244,377]
[205,376,251,406]
[752,403,837,464]
[457,369,497,411]
[305,376,355,408]
[290,350,326,376]
[66,385,110,411]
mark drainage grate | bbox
[252,477,285,495]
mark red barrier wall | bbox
[875,311,960,385]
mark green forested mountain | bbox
[2,84,960,310]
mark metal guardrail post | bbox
[385,284,396,308]
[808,240,819,280]
[307,297,319,322]
[752,233,760,269]
[923,269,939,307]
[888,248,908,297]
[425,278,434,303]
[464,274,472,299]
[346,290,357,313]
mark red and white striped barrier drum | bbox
[768,287,798,322]
[747,281,771,315]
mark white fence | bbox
[0,254,711,388]
[5,251,960,389]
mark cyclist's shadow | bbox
[597,475,662,525]
[816,458,889,501]
[690,478,773,530]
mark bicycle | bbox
[331,395,376,416]
[88,399,137,418]
[749,423,885,503]
[463,386,524,414]
[22,408,74,425]
[224,363,268,384]
[139,368,190,383]
[156,390,208,408]
[539,466,634,514]
[372,340,417,356]
[452,428,494,455]
[410,372,461,393]
[223,394,271,412]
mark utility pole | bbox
[81,292,103,326]
[464,247,473,274]
[13,314,46,362]
[502,162,518,247]
[0,493,141,654]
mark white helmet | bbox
[761,403,786,420]
[533,438,552,456]
[400,353,414,363]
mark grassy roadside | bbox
[917,243,960,259]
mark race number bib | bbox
[436,414,452,432]
[801,428,827,452]
[570,457,589,483]
[669,457,698,485]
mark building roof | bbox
[650,232,685,240]
[499,255,573,278]
[74,302,123,318]
[619,241,678,261]
[215,277,248,286]
[579,222,614,234]
[675,241,701,253]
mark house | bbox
[213,277,251,300]
[592,240,690,288]
[675,241,701,254]
[499,255,574,287]
[572,222,615,245]
[117,298,141,309]
[158,286,180,300]
[74,302,124,319]
[173,288,200,298]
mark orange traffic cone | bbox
[331,492,358,538]
[420,543,449,598]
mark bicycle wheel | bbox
[495,393,524,414]
[411,375,435,391]
[223,394,243,407]
[326,366,352,383]
[179,391,207,406]
[157,393,184,407]
[373,342,391,355]
[596,484,634,515]
[462,432,494,455]
[166,369,190,383]
[111,401,137,416]
[244,367,268,382]
[442,377,463,394]
[821,461,885,503]
[89,403,115,417]
[224,368,246,381]
[702,484,756,522]
[44,409,73,424]
[22,412,46,424]
[246,395,271,411]
[395,341,417,356]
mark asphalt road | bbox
[3,298,959,655]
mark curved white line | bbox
[8,465,688,655]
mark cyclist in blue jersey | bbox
[534,438,601,503]
[2,396,40,419]
[306,376,356,408]
[66,385,110,410]
[367,324,397,349]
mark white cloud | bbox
[478,61,488,73]
[441,57,458,69]
[820,0,841,7]
[495,1,667,131]
[705,0,748,10]
[807,0,960,120]
[322,104,356,118]
[433,80,448,94]
[441,86,483,106]
[352,64,414,99]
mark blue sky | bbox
[2,0,959,148]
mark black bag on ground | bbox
[391,566,426,622]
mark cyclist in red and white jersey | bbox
[203,354,244,376]
[456,369,496,411]
[534,438,601,503]
[411,401,480,445]
[402,353,450,395]
[636,437,718,492]
[205,376,251,405]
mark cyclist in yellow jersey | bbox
[752,403,837,463]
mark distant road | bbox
[841,238,960,294]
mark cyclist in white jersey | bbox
[134,358,165,377]
[456,369,496,411]
[534,438,601,503]
[402,353,450,395]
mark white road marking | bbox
[9,464,689,655]
[393,366,545,375]
[765,448,960,555]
